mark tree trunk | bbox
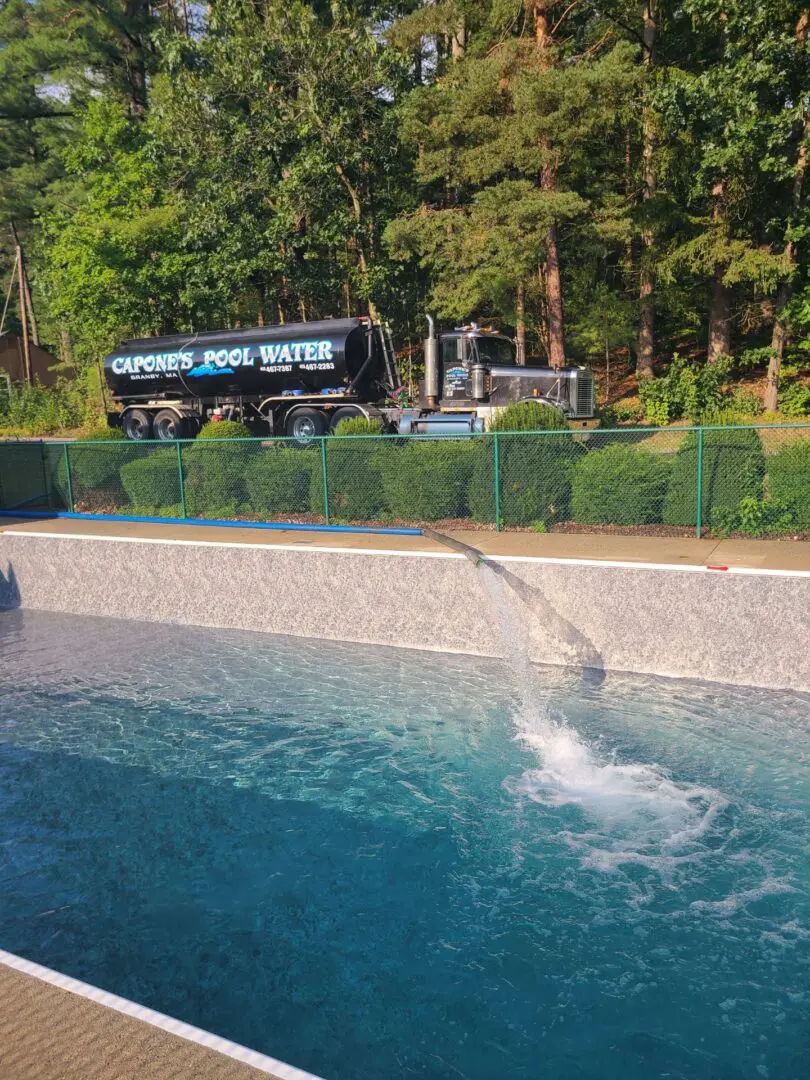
[122,1,149,120]
[335,163,379,321]
[708,265,731,363]
[516,281,527,365]
[544,217,566,369]
[535,3,566,369]
[16,246,31,385]
[451,18,466,60]
[765,11,810,411]
[636,1,657,380]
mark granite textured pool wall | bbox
[1,531,808,692]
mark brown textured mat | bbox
[0,965,281,1080]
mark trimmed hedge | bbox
[489,401,569,432]
[572,444,673,525]
[196,419,254,440]
[120,449,181,511]
[767,441,810,528]
[663,428,765,527]
[469,432,585,526]
[314,438,390,521]
[69,429,134,496]
[183,441,261,518]
[380,439,477,521]
[245,446,317,517]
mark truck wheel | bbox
[121,409,153,441]
[153,410,189,441]
[328,407,365,432]
[285,408,327,445]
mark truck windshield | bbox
[473,337,516,366]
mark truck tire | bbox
[153,410,190,441]
[121,409,153,441]
[328,406,365,432]
[285,408,327,445]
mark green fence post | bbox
[320,436,330,525]
[695,427,704,538]
[493,433,501,531]
[63,443,74,512]
[176,441,187,519]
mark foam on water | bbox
[478,565,731,865]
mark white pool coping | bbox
[7,527,810,577]
[0,948,326,1080]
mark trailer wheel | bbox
[153,410,190,441]
[121,409,153,441]
[328,407,365,432]
[285,408,327,445]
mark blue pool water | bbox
[1,608,809,1080]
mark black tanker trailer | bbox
[104,316,594,440]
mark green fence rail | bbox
[2,424,810,538]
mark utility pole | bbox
[16,242,32,385]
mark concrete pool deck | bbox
[2,513,809,691]
[0,951,322,1080]
[3,513,810,571]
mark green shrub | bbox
[313,423,390,521]
[120,449,181,511]
[469,431,585,527]
[639,355,731,425]
[767,441,810,528]
[711,496,796,538]
[380,439,477,521]
[245,446,317,518]
[331,416,385,436]
[571,444,673,525]
[489,401,569,432]
[663,427,765,528]
[196,419,254,440]
[183,424,259,517]
[777,380,810,418]
[69,428,133,496]
[0,378,93,435]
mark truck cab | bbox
[402,321,594,434]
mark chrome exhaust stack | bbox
[424,314,439,409]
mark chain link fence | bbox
[2,424,810,537]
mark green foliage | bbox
[0,379,90,435]
[711,496,796,538]
[469,433,585,527]
[489,401,569,433]
[776,380,810,418]
[183,438,259,518]
[639,355,732,425]
[119,449,181,512]
[571,445,673,526]
[380,439,476,521]
[663,428,766,528]
[196,420,254,440]
[245,447,317,519]
[315,441,389,522]
[767,441,810,529]
[728,387,763,416]
[68,439,135,496]
[598,400,645,427]
[331,417,385,437]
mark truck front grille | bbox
[575,371,594,417]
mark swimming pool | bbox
[1,608,808,1079]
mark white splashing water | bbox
[477,565,729,864]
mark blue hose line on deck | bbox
[0,508,424,537]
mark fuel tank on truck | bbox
[103,318,374,401]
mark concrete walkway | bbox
[0,954,316,1080]
[2,514,810,571]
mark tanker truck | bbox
[103,316,594,441]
